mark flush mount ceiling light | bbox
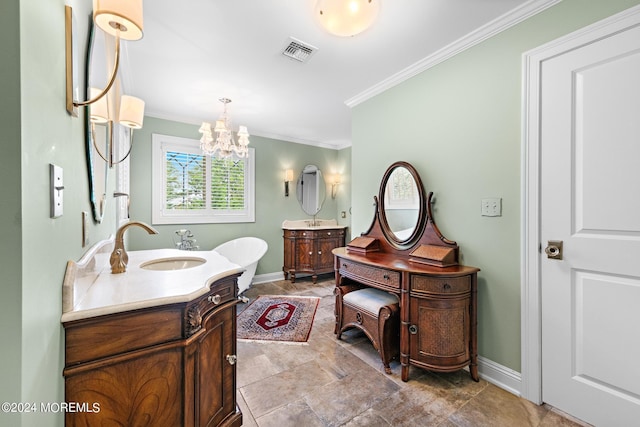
[65,0,144,115]
[199,98,250,158]
[315,0,380,37]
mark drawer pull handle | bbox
[208,294,222,305]
[309,251,313,255]
[443,283,451,291]
[226,354,237,365]
[342,263,348,268]
[409,325,418,335]
[318,251,322,255]
[327,232,331,236]
[383,274,390,280]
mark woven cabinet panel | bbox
[418,305,466,357]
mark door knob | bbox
[545,240,563,260]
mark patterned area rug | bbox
[237,295,320,344]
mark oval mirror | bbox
[378,162,426,249]
[296,164,326,215]
[85,15,109,223]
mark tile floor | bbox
[235,275,588,427]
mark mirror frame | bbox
[296,164,326,216]
[84,14,109,223]
[378,161,427,250]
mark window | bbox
[152,134,254,224]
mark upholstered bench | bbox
[335,286,400,374]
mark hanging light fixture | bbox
[315,0,380,37]
[199,98,250,158]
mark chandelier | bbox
[198,98,250,158]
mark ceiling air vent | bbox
[281,37,318,63]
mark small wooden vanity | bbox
[282,220,346,283]
[333,162,480,382]
[61,244,243,427]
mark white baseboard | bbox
[477,356,522,397]
[252,272,284,285]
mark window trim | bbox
[151,133,255,225]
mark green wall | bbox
[351,0,640,372]
[0,0,23,418]
[1,1,120,425]
[128,116,352,276]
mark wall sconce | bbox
[331,174,341,199]
[90,88,145,167]
[65,1,143,116]
[284,169,294,197]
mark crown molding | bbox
[345,0,561,108]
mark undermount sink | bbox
[139,257,207,271]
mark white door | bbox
[540,17,640,427]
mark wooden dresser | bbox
[333,161,480,382]
[333,248,479,382]
[283,226,346,283]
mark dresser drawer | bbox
[318,229,344,238]
[284,228,345,239]
[410,275,470,295]
[339,259,400,289]
[184,276,238,337]
[284,229,316,238]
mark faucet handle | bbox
[110,248,127,274]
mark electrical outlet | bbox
[481,198,502,217]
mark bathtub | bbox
[212,237,268,294]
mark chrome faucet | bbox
[175,229,199,251]
[110,221,159,274]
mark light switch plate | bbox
[50,164,64,218]
[82,211,89,247]
[481,198,502,217]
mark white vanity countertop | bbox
[61,248,243,323]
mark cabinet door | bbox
[295,238,315,271]
[317,237,340,270]
[197,305,237,427]
[409,295,470,369]
[65,348,183,426]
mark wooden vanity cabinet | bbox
[63,274,242,427]
[283,227,345,283]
